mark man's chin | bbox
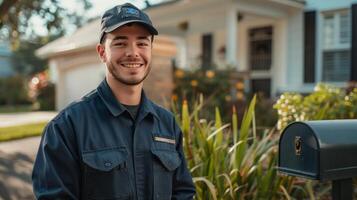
[114,77,145,86]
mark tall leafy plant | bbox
[174,95,309,199]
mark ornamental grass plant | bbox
[172,95,322,199]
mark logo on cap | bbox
[121,7,140,18]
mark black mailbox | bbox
[278,120,357,200]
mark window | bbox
[249,27,273,71]
[322,10,351,82]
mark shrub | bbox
[173,95,318,199]
[173,69,242,122]
[173,69,277,128]
[274,83,357,130]
[36,82,55,110]
[0,75,31,105]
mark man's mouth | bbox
[120,63,143,68]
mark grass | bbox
[0,122,47,142]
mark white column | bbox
[171,37,187,69]
[226,7,238,68]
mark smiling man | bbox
[32,3,195,200]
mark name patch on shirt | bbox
[154,136,176,145]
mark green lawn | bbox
[0,122,47,142]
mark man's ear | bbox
[96,43,106,62]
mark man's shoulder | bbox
[52,89,100,122]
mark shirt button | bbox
[104,161,112,167]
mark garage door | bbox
[62,63,105,108]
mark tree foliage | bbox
[0,0,92,46]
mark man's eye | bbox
[138,42,149,47]
[114,43,125,47]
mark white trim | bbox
[267,0,305,9]
[226,6,238,67]
[321,9,351,50]
[316,12,323,82]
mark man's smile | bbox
[120,63,144,68]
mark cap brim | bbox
[105,20,158,35]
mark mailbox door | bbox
[279,122,319,179]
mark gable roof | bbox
[36,19,100,58]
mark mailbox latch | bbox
[295,136,302,156]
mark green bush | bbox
[173,69,234,121]
[173,69,278,128]
[274,83,357,130]
[0,75,31,105]
[36,82,55,110]
[173,96,320,199]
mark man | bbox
[32,3,195,200]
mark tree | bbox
[0,0,92,47]
[11,37,47,76]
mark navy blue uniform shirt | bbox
[32,80,195,200]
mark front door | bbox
[249,26,273,97]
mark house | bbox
[0,41,13,77]
[37,0,357,109]
[36,19,177,110]
[145,0,357,97]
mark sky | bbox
[62,0,163,18]
[32,0,165,36]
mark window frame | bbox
[320,9,351,83]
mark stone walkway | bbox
[0,112,57,200]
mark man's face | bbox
[97,24,152,86]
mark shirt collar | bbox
[97,79,158,119]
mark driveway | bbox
[0,111,57,127]
[0,111,57,200]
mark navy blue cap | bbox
[99,3,158,43]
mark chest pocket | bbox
[82,147,133,200]
[151,148,182,199]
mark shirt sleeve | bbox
[172,120,196,200]
[32,114,81,200]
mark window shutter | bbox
[351,4,357,81]
[304,11,316,83]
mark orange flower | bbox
[174,69,185,78]
[205,70,215,78]
[190,80,198,87]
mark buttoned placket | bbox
[131,108,151,200]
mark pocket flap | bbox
[82,147,128,172]
[151,149,182,171]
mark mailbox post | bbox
[278,120,357,200]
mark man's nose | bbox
[125,44,139,57]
